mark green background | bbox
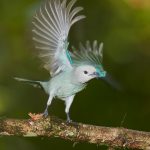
[0,0,150,149]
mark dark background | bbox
[0,0,150,149]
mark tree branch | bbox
[0,116,150,149]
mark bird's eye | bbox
[84,71,88,74]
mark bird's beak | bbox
[91,71,107,78]
[98,71,107,78]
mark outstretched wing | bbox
[32,0,85,76]
[71,40,103,66]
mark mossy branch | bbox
[0,116,150,149]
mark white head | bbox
[73,65,106,83]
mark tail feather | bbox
[14,77,44,90]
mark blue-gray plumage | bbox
[15,0,107,122]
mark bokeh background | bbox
[0,0,150,149]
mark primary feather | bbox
[32,0,86,76]
[71,40,104,67]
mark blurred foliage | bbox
[0,0,150,150]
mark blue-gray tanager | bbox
[15,0,107,122]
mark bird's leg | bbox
[43,105,49,117]
[66,113,71,123]
[43,95,53,117]
[65,95,75,123]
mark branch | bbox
[0,115,150,149]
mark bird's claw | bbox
[66,113,78,125]
[66,113,72,123]
[66,119,79,128]
[43,109,49,118]
[66,119,72,123]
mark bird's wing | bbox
[32,0,85,76]
[71,40,103,66]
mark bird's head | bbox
[74,65,106,83]
[71,41,107,83]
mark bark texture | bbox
[0,116,150,149]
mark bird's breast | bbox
[56,82,86,99]
[49,72,86,99]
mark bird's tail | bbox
[14,77,46,91]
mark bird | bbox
[15,0,107,123]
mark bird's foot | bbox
[66,113,72,123]
[43,108,49,118]
[66,118,72,124]
[66,113,78,126]
[66,119,79,128]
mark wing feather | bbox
[33,0,85,76]
[70,7,84,20]
[71,41,103,66]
